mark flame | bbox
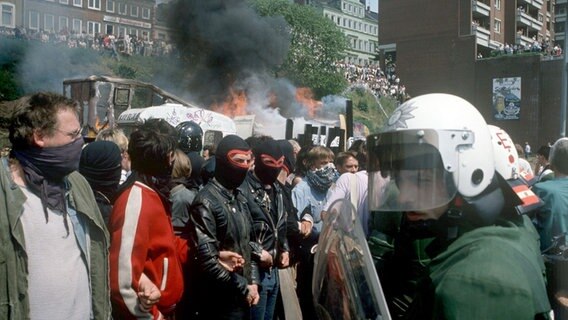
[210,87,248,118]
[295,87,322,118]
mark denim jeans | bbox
[251,268,280,320]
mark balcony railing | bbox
[475,28,490,47]
[472,1,490,17]
[517,11,544,31]
[518,0,543,10]
[516,33,534,47]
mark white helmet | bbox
[487,125,519,180]
[368,93,495,213]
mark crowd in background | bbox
[0,25,177,57]
[334,61,409,103]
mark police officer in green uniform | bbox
[367,93,551,319]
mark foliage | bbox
[249,0,349,99]
[344,86,400,133]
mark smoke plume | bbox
[167,0,291,107]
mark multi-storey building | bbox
[299,0,379,65]
[378,0,564,159]
[7,0,154,39]
[556,0,567,47]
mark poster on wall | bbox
[493,77,521,120]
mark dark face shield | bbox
[367,130,464,212]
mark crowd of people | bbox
[2,90,568,319]
[0,25,177,58]
[334,61,409,103]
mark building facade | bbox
[379,0,564,152]
[7,0,154,39]
[306,0,379,65]
[555,0,567,47]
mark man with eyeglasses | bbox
[0,92,111,319]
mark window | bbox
[72,18,82,33]
[88,0,100,10]
[141,30,149,40]
[1,3,15,28]
[58,16,68,32]
[60,0,69,4]
[142,7,150,19]
[29,11,40,30]
[118,3,127,15]
[106,0,114,12]
[105,24,113,35]
[494,19,501,33]
[495,0,501,10]
[130,5,138,17]
[118,26,126,37]
[44,14,55,32]
[87,21,100,36]
[129,28,138,37]
[73,0,82,7]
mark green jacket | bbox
[429,216,551,319]
[0,157,111,320]
[532,177,568,251]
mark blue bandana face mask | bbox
[306,163,339,192]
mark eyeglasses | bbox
[56,127,82,139]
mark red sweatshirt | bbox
[109,181,185,319]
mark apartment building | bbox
[8,0,154,39]
[378,0,564,159]
[556,0,567,47]
[298,0,379,65]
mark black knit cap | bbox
[79,141,122,188]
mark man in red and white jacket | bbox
[109,119,186,320]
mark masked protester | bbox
[240,139,290,320]
[291,145,338,320]
[109,119,186,320]
[79,140,122,226]
[184,135,260,319]
[368,93,550,319]
[1,92,111,319]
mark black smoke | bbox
[167,0,291,108]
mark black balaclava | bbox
[79,140,122,201]
[277,140,296,175]
[215,135,251,190]
[254,140,284,185]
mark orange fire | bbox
[210,88,248,118]
[295,87,322,118]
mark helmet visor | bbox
[368,130,458,212]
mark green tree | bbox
[249,0,348,98]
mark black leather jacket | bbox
[188,179,260,299]
[240,171,289,267]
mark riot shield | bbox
[313,199,391,320]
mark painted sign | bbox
[493,77,521,120]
